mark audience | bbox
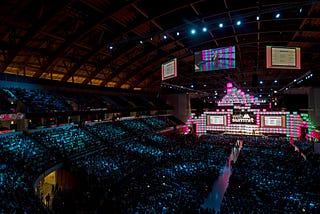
[0,118,319,214]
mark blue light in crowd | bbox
[275,13,280,18]
[219,23,223,28]
[202,27,207,32]
[236,20,241,26]
[190,29,197,35]
[299,8,303,13]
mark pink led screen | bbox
[194,46,236,72]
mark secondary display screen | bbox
[266,46,301,69]
[207,115,226,126]
[161,58,177,80]
[261,115,286,128]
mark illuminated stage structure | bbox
[187,83,313,140]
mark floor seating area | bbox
[0,118,319,214]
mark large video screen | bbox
[161,58,177,80]
[195,46,236,72]
[266,46,301,69]
[261,115,286,128]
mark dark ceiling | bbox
[0,0,319,99]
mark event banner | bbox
[231,111,255,124]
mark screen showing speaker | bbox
[195,46,236,72]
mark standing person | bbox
[45,193,51,208]
[211,50,218,62]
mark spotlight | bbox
[176,32,180,36]
[163,35,167,39]
[236,20,241,26]
[109,45,113,50]
[190,29,196,35]
[256,16,260,21]
[275,13,280,18]
[219,23,223,28]
[202,27,207,32]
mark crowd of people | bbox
[219,136,320,214]
[0,116,319,214]
[0,133,52,213]
[0,87,170,113]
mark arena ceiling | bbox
[0,0,320,99]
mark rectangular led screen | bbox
[206,115,226,126]
[266,46,301,69]
[261,115,286,128]
[195,46,236,72]
[161,58,177,80]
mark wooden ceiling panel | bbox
[0,0,319,97]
